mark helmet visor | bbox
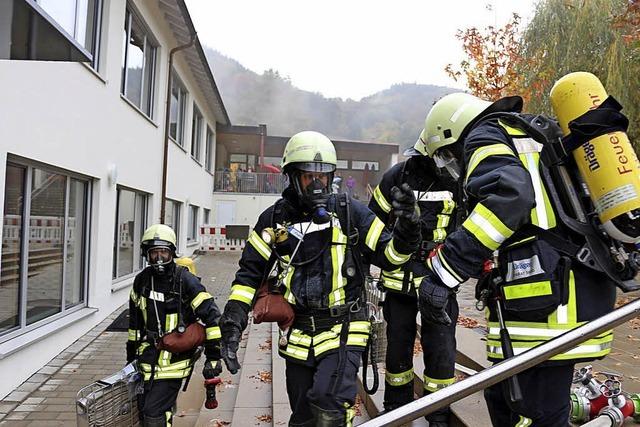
[292,162,336,173]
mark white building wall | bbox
[211,194,281,227]
[0,0,219,398]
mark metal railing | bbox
[360,297,640,427]
[213,171,287,194]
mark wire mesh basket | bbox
[76,362,142,427]
[365,275,387,364]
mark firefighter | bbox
[219,131,421,426]
[369,135,458,425]
[126,224,222,426]
[418,93,616,426]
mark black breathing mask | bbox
[303,177,331,224]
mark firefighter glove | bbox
[419,273,453,326]
[391,183,421,250]
[220,315,242,374]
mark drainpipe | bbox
[259,124,266,171]
[160,32,196,223]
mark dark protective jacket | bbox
[226,188,417,365]
[369,156,457,294]
[428,115,616,363]
[127,264,222,381]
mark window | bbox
[187,205,198,242]
[203,208,210,225]
[205,126,214,172]
[112,188,147,279]
[336,160,349,170]
[121,7,157,117]
[37,0,103,68]
[169,73,187,145]
[165,199,181,250]
[351,161,379,171]
[1,161,90,337]
[191,105,203,161]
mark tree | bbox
[445,13,523,101]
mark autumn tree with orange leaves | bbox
[445,13,523,102]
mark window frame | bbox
[0,158,92,343]
[203,208,210,225]
[121,4,158,118]
[191,105,203,162]
[169,71,188,146]
[205,126,214,172]
[112,186,149,282]
[165,199,181,252]
[187,204,198,243]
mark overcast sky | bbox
[185,0,538,101]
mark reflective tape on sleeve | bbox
[206,326,221,340]
[229,284,256,305]
[373,185,392,213]
[466,143,516,181]
[384,239,411,265]
[248,230,272,260]
[366,217,386,251]
[191,292,213,310]
[462,203,514,251]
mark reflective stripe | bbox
[486,335,613,360]
[137,342,150,355]
[515,415,533,427]
[248,230,272,260]
[503,281,552,300]
[128,329,140,341]
[139,297,147,324]
[229,284,256,305]
[289,329,312,347]
[499,121,528,137]
[329,227,347,306]
[463,203,514,250]
[384,240,411,265]
[428,250,463,288]
[130,289,139,304]
[442,199,455,214]
[281,343,309,360]
[366,217,385,251]
[350,321,371,333]
[346,405,355,427]
[521,151,549,230]
[423,375,456,392]
[288,220,333,235]
[206,326,221,340]
[159,313,179,366]
[373,185,392,213]
[416,190,454,202]
[139,361,192,380]
[166,411,173,427]
[191,291,212,310]
[466,143,515,180]
[385,368,414,386]
[550,270,577,325]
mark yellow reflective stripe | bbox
[130,289,139,304]
[462,203,514,251]
[127,329,140,341]
[349,321,371,333]
[346,335,369,346]
[229,284,256,305]
[137,342,150,355]
[486,334,613,360]
[515,415,533,427]
[466,143,515,180]
[315,338,340,354]
[549,270,577,325]
[373,185,392,213]
[191,291,213,310]
[366,217,386,251]
[385,368,414,386]
[248,230,272,260]
[206,326,221,340]
[442,199,455,215]
[166,411,172,427]
[279,256,297,304]
[346,405,355,427]
[289,329,312,347]
[499,120,528,136]
[139,297,147,324]
[280,343,309,360]
[423,375,456,392]
[384,239,411,265]
[166,313,178,332]
[503,281,552,300]
[329,227,347,306]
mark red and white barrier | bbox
[200,225,247,251]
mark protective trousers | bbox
[484,364,575,427]
[137,378,182,426]
[285,350,361,426]
[383,292,458,424]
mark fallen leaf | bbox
[256,414,272,422]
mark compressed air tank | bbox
[550,71,640,243]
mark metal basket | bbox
[76,362,142,427]
[366,277,387,364]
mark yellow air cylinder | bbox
[550,71,640,243]
[175,257,197,275]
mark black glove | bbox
[220,315,242,374]
[203,359,223,379]
[419,273,453,326]
[126,341,137,364]
[390,183,421,250]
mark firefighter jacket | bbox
[428,115,616,364]
[127,263,222,381]
[226,188,417,366]
[369,156,457,295]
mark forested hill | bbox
[205,48,454,151]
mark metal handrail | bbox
[360,297,640,427]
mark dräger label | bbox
[506,255,544,282]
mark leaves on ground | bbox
[250,370,273,383]
[258,338,272,351]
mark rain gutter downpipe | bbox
[361,297,640,427]
[161,32,196,224]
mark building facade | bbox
[0,0,229,398]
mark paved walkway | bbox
[1,252,639,425]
